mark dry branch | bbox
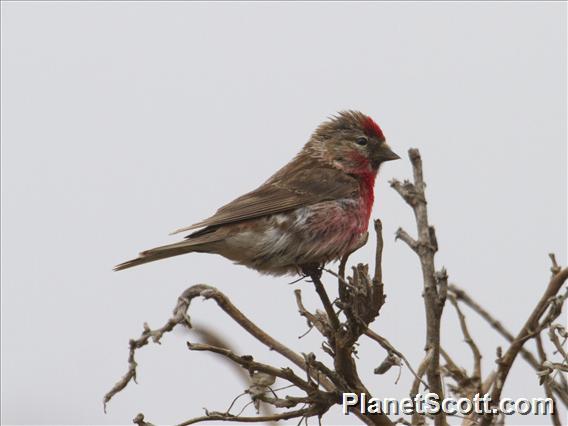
[391,149,447,426]
[107,149,566,426]
[298,220,395,426]
[535,333,562,426]
[448,294,482,396]
[478,267,568,426]
[449,284,568,406]
[107,221,400,426]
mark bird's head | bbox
[307,111,399,175]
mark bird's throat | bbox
[355,170,376,225]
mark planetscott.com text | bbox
[342,393,554,416]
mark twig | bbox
[364,329,428,390]
[481,371,496,394]
[106,284,337,411]
[299,224,394,426]
[187,342,314,392]
[550,253,561,277]
[410,349,434,396]
[305,268,341,332]
[391,149,447,426]
[479,267,568,426]
[410,348,434,426]
[294,289,332,339]
[192,324,252,386]
[226,392,248,415]
[535,334,561,426]
[448,294,481,389]
[373,219,384,286]
[440,347,477,401]
[186,285,335,391]
[337,232,369,304]
[549,324,568,363]
[175,406,319,425]
[104,294,193,410]
[449,284,568,406]
[394,228,419,253]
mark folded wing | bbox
[171,167,360,235]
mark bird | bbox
[114,111,399,276]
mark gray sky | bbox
[1,2,566,425]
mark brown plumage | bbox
[114,111,399,275]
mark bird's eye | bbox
[355,137,368,146]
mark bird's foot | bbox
[300,263,323,280]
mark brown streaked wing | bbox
[170,167,359,235]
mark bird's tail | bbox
[114,240,202,271]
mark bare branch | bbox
[549,324,568,363]
[336,231,369,305]
[133,413,155,426]
[297,222,395,426]
[109,151,566,426]
[479,267,568,426]
[364,329,428,390]
[373,219,384,285]
[175,406,319,426]
[188,285,318,378]
[186,342,315,392]
[304,267,341,332]
[448,294,481,388]
[410,348,434,426]
[550,253,562,277]
[106,284,337,411]
[448,283,568,406]
[294,289,332,339]
[440,348,472,399]
[535,334,562,426]
[104,293,193,410]
[391,148,446,426]
[394,228,419,253]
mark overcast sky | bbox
[1,2,566,425]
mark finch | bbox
[115,111,399,276]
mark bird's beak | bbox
[377,144,400,162]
